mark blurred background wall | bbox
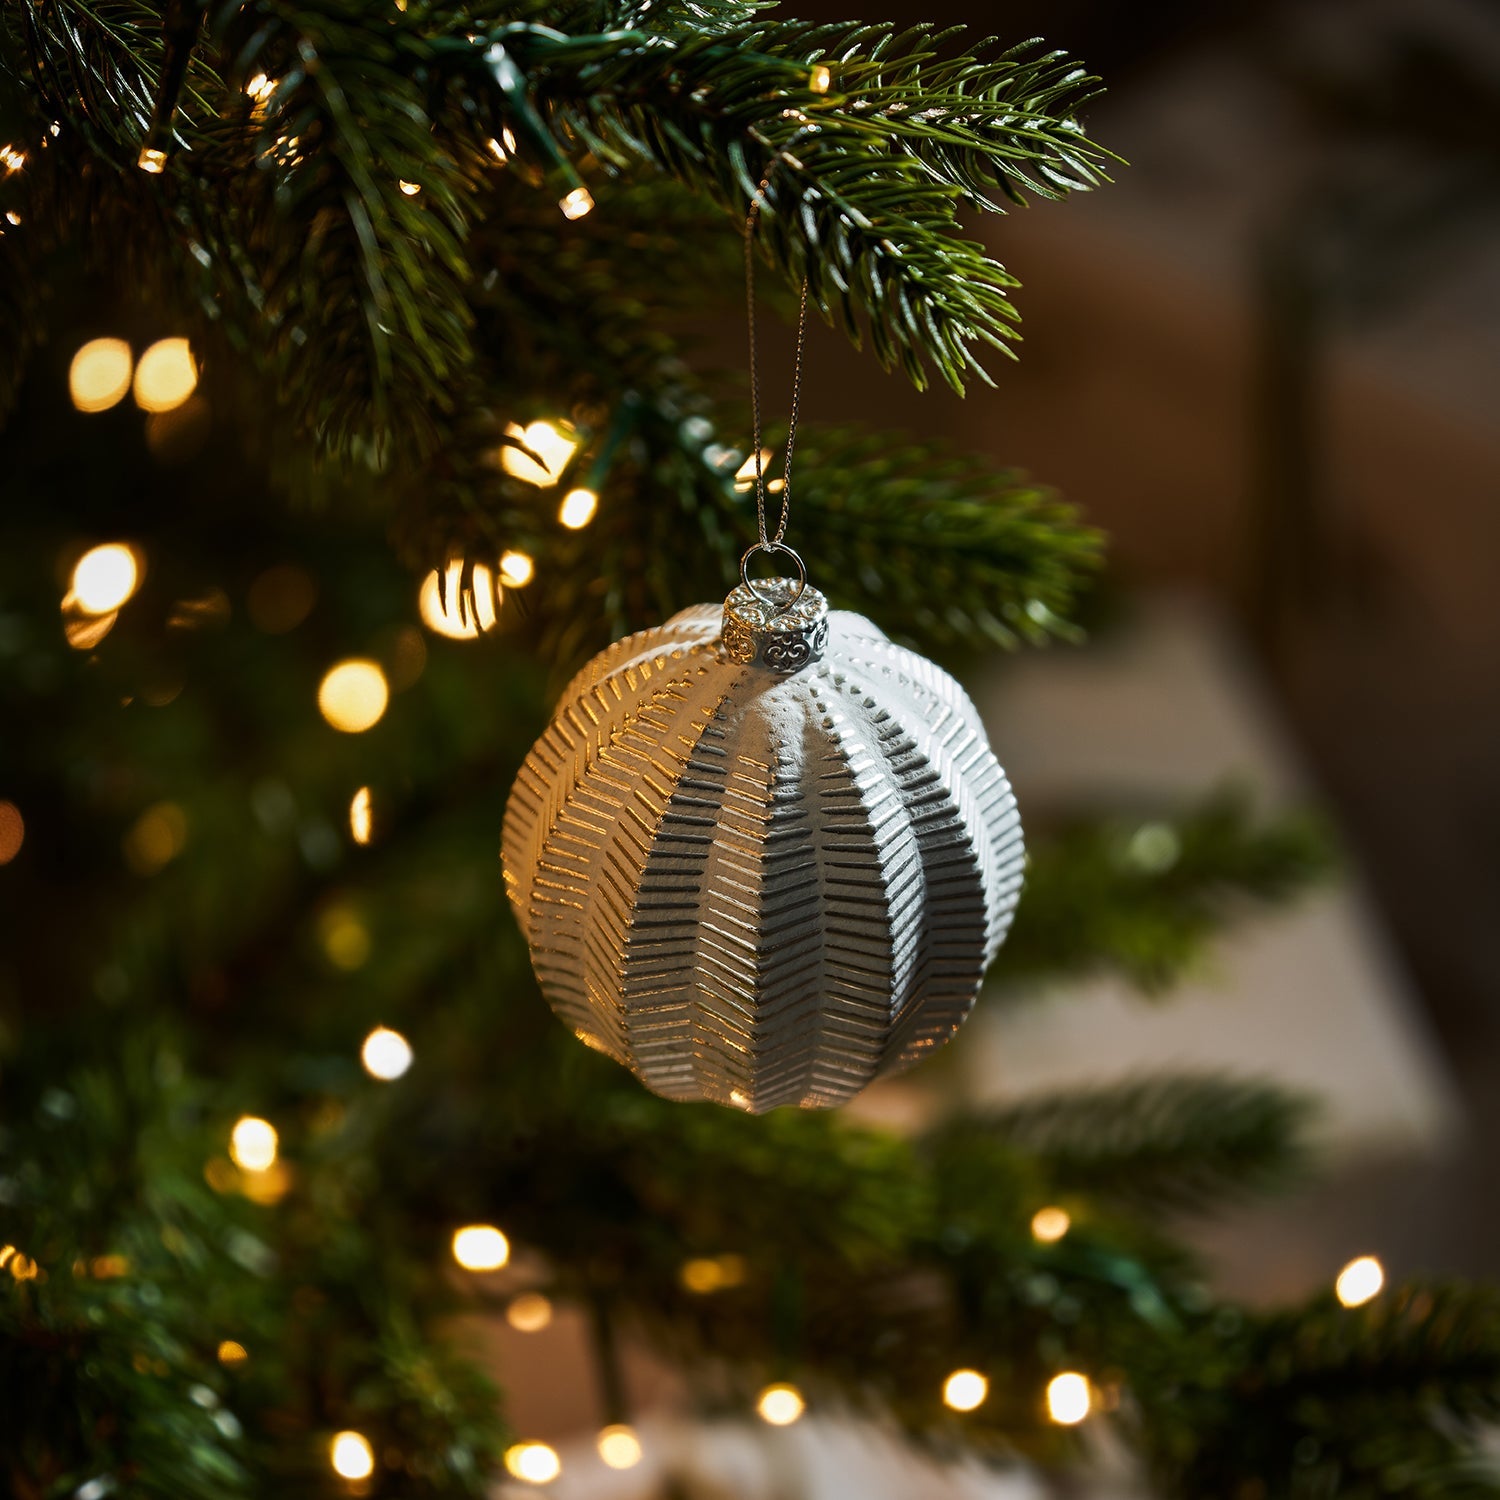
[741,0,1500,1280]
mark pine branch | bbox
[943,1075,1315,1217]
[993,789,1337,994]
[449,20,1110,391]
[1137,1284,1500,1498]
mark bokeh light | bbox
[218,1340,248,1365]
[319,906,371,971]
[1336,1255,1384,1308]
[349,786,373,845]
[559,186,594,220]
[679,1253,747,1294]
[137,146,168,173]
[418,561,499,640]
[133,337,198,413]
[810,63,832,92]
[506,1293,553,1332]
[942,1369,988,1412]
[452,1224,509,1271]
[1046,1372,1091,1425]
[756,1383,805,1426]
[597,1425,643,1469]
[122,801,188,875]
[71,543,140,614]
[1031,1206,1071,1243]
[330,1430,375,1480]
[69,339,133,413]
[501,420,578,486]
[558,488,598,530]
[247,563,317,634]
[504,1442,561,1484]
[0,802,24,864]
[398,179,421,196]
[229,1116,278,1173]
[361,1026,413,1081]
[318,660,389,733]
[499,550,534,587]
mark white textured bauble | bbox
[502,580,1023,1112]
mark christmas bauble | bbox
[502,575,1023,1112]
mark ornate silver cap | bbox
[722,572,829,673]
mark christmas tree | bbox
[3,3,1497,1496]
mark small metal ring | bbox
[739,542,807,614]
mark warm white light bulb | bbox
[229,1116,278,1173]
[504,1442,561,1484]
[559,186,594,220]
[361,1026,413,1081]
[330,1430,375,1480]
[418,561,499,640]
[506,1292,553,1332]
[597,1425,643,1469]
[133,337,198,413]
[318,660,389,733]
[943,1369,988,1412]
[1031,1206,1071,1243]
[452,1224,509,1271]
[69,340,134,413]
[500,420,578,487]
[1046,1372,1091,1425]
[558,488,598,530]
[1335,1255,1384,1308]
[71,543,140,614]
[349,786,373,845]
[756,1383,805,1426]
[499,550,534,587]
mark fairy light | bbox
[418,561,500,639]
[0,802,24,864]
[133,337,198,413]
[71,543,140,613]
[1046,1372,1091,1425]
[1335,1255,1384,1308]
[504,1443,561,1484]
[317,660,389,733]
[330,1431,375,1480]
[452,1224,509,1271]
[501,420,578,486]
[69,340,134,413]
[349,785,373,845]
[560,186,594,220]
[360,1026,413,1081]
[499,550,534,587]
[1031,1206,1071,1243]
[246,72,276,105]
[1,145,26,172]
[597,1425,643,1470]
[229,1116,278,1173]
[558,487,598,530]
[4,212,19,227]
[809,64,832,93]
[942,1369,988,1412]
[399,179,421,196]
[217,1340,248,1365]
[506,1292,553,1332]
[137,146,168,174]
[122,801,188,875]
[756,1383,805,1426]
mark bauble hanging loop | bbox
[502,582,1024,1113]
